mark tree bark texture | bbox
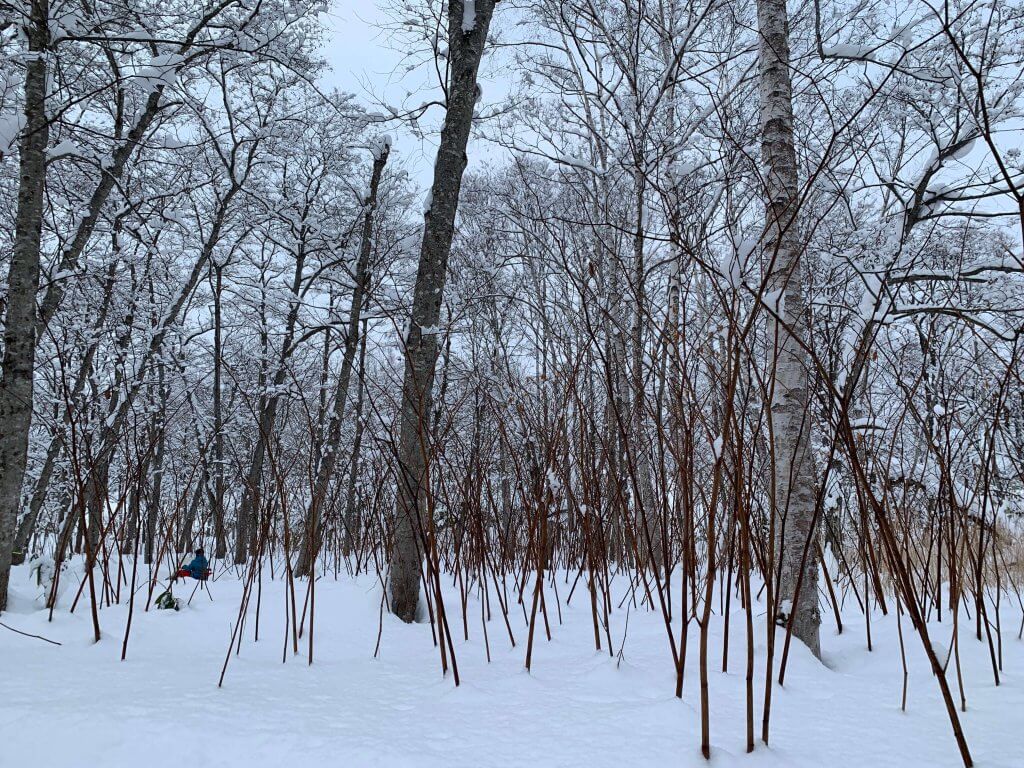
[0,2,50,611]
[389,0,495,622]
[756,0,821,657]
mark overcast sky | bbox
[319,1,448,190]
[318,1,512,192]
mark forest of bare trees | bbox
[1,0,1023,765]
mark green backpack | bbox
[155,589,180,611]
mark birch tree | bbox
[756,0,821,655]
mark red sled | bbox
[176,567,212,580]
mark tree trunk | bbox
[211,262,228,559]
[296,143,389,577]
[629,169,660,571]
[342,321,370,555]
[144,359,169,565]
[177,469,207,554]
[757,0,821,657]
[234,242,308,564]
[0,3,49,611]
[389,0,496,622]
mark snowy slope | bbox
[1,562,1022,768]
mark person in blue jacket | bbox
[178,548,209,580]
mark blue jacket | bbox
[185,554,209,580]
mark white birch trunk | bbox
[756,0,821,657]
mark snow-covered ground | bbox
[2,561,1022,768]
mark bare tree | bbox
[0,0,49,612]
[756,0,820,657]
[389,0,498,623]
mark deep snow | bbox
[2,561,1023,768]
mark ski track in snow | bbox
[2,563,1023,767]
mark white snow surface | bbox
[2,561,1023,767]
